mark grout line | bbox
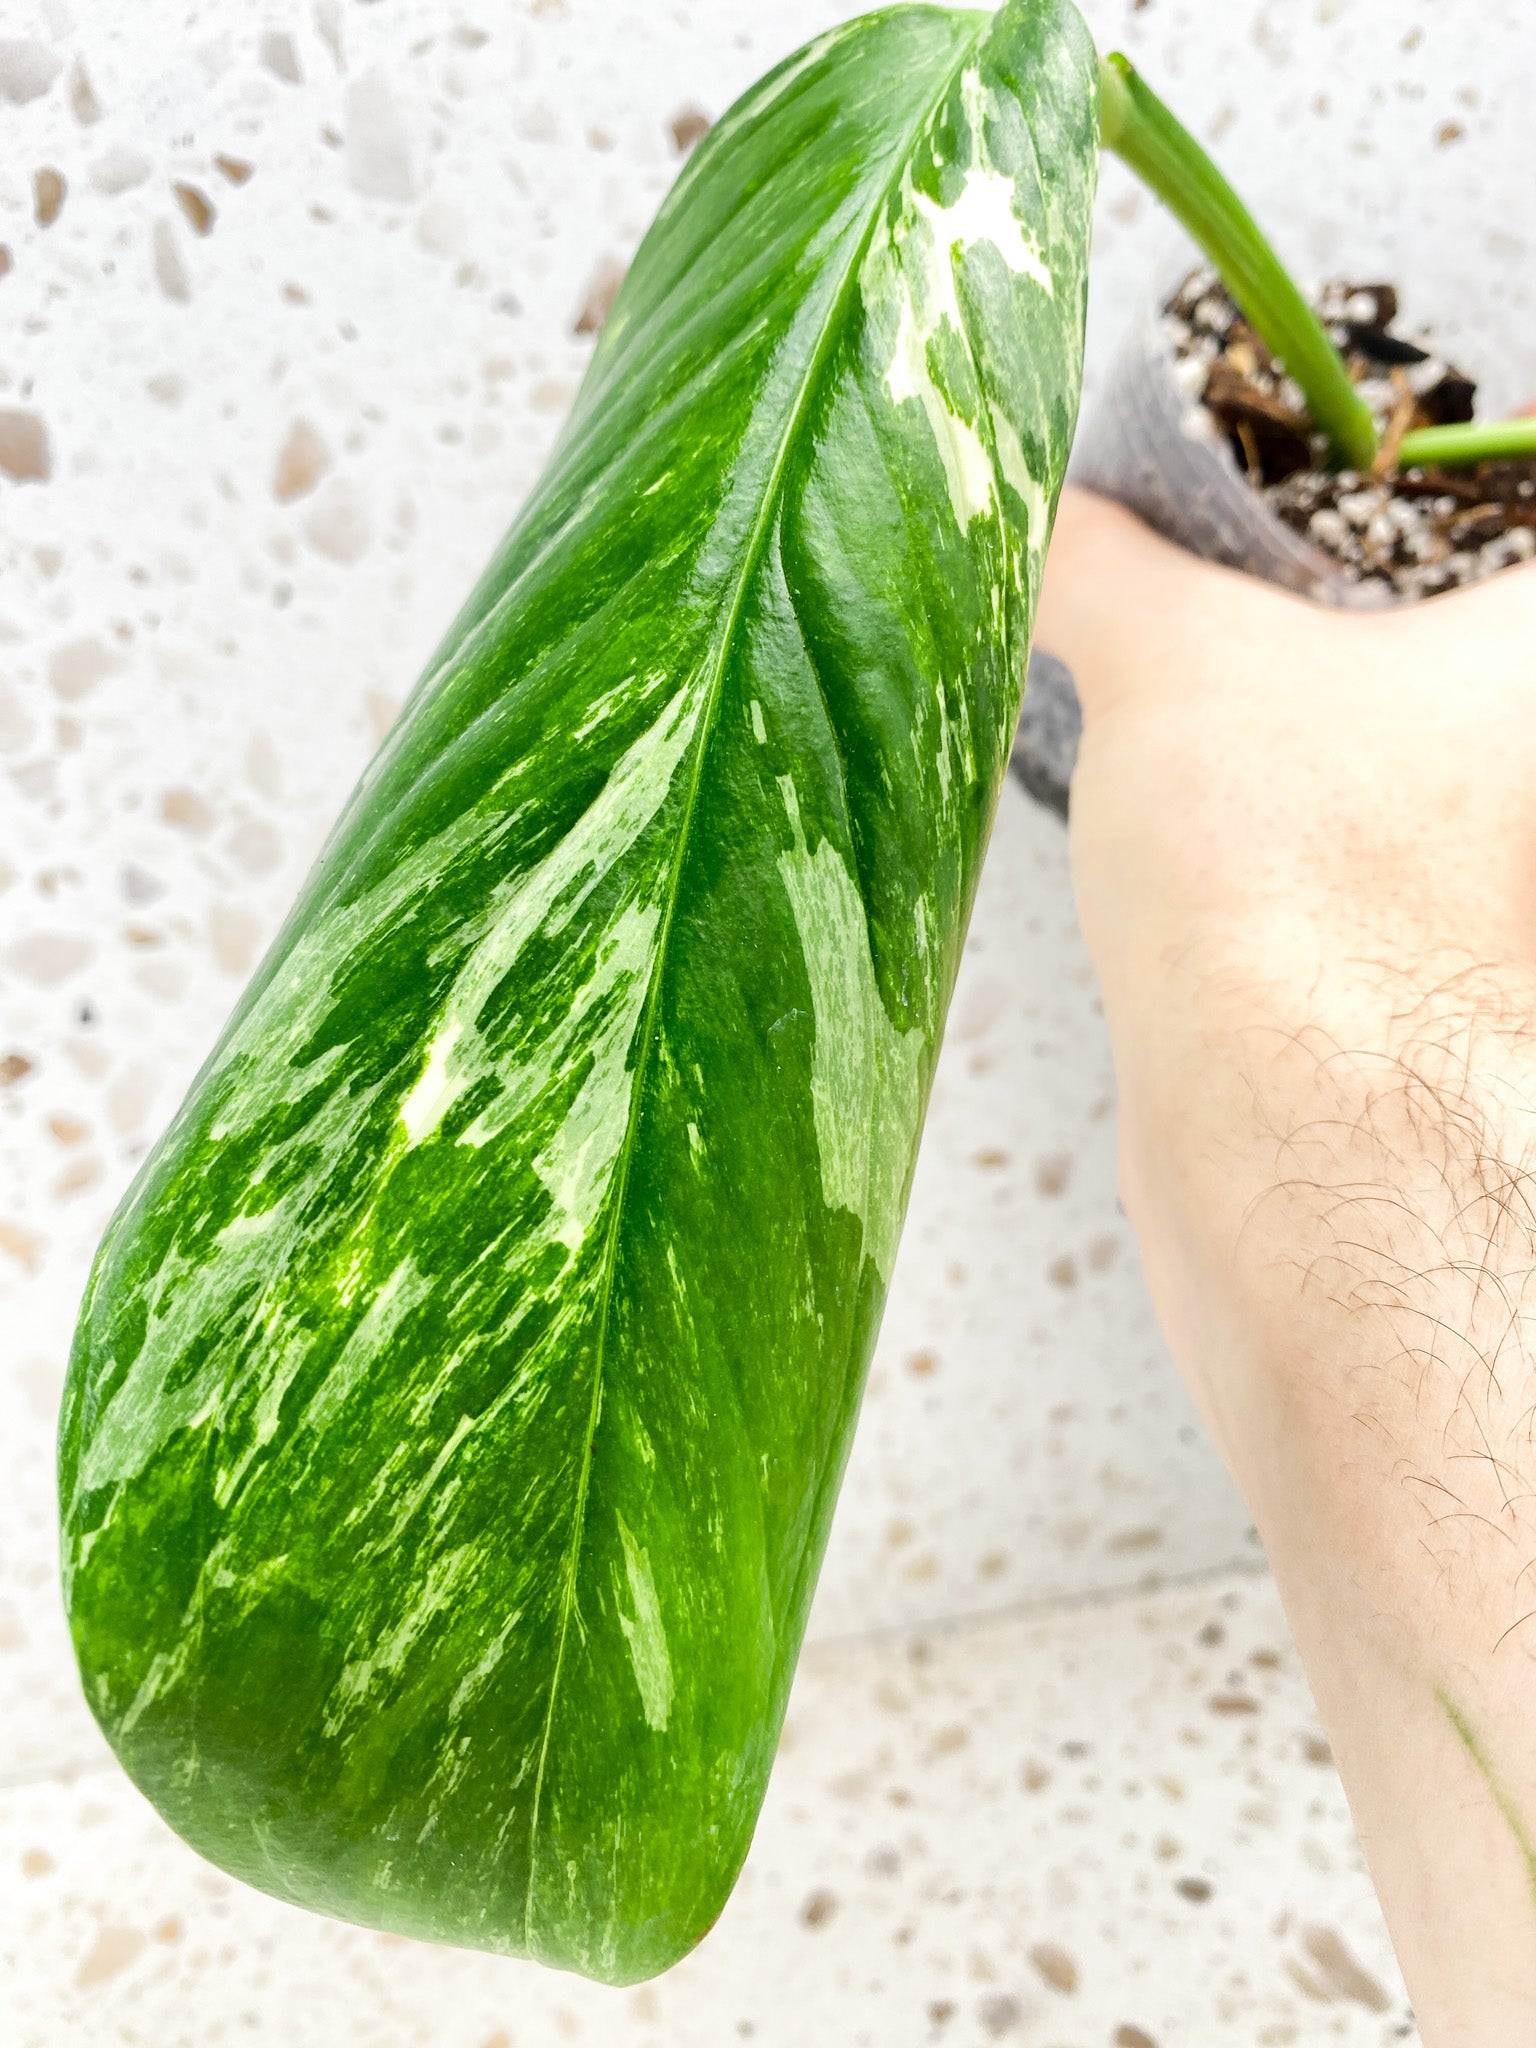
[803,1550,1273,1659]
[1,1562,1278,1800]
[0,1753,118,1796]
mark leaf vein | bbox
[519,18,991,1941]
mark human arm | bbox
[1037,486,1536,2045]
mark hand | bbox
[1036,485,1536,2047]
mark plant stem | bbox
[1398,416,1536,470]
[1097,51,1378,474]
[1440,1691,1536,1908]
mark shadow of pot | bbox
[1011,305,1394,822]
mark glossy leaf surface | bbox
[60,0,1097,1984]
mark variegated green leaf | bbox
[60,0,1098,1985]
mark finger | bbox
[1034,488,1209,721]
[1034,484,1319,726]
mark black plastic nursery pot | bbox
[1010,273,1536,820]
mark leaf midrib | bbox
[521,14,990,1943]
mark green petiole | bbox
[1096,51,1378,474]
[1398,415,1536,470]
[1440,1691,1536,1906]
[1099,51,1536,478]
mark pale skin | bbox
[1037,486,1536,2046]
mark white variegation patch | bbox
[775,780,924,1286]
[868,156,998,532]
[327,1542,479,1730]
[988,400,1052,566]
[861,65,1057,538]
[399,671,700,1171]
[885,285,997,530]
[76,1219,287,1500]
[447,1607,522,1722]
[948,65,1055,294]
[78,676,700,1522]
[616,1513,673,1732]
[298,1258,433,1436]
[526,897,662,1254]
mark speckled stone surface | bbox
[5,1574,1415,2048]
[3,0,1531,2038]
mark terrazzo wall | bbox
[2,1,1531,2041]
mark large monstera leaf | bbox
[60,0,1098,1986]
